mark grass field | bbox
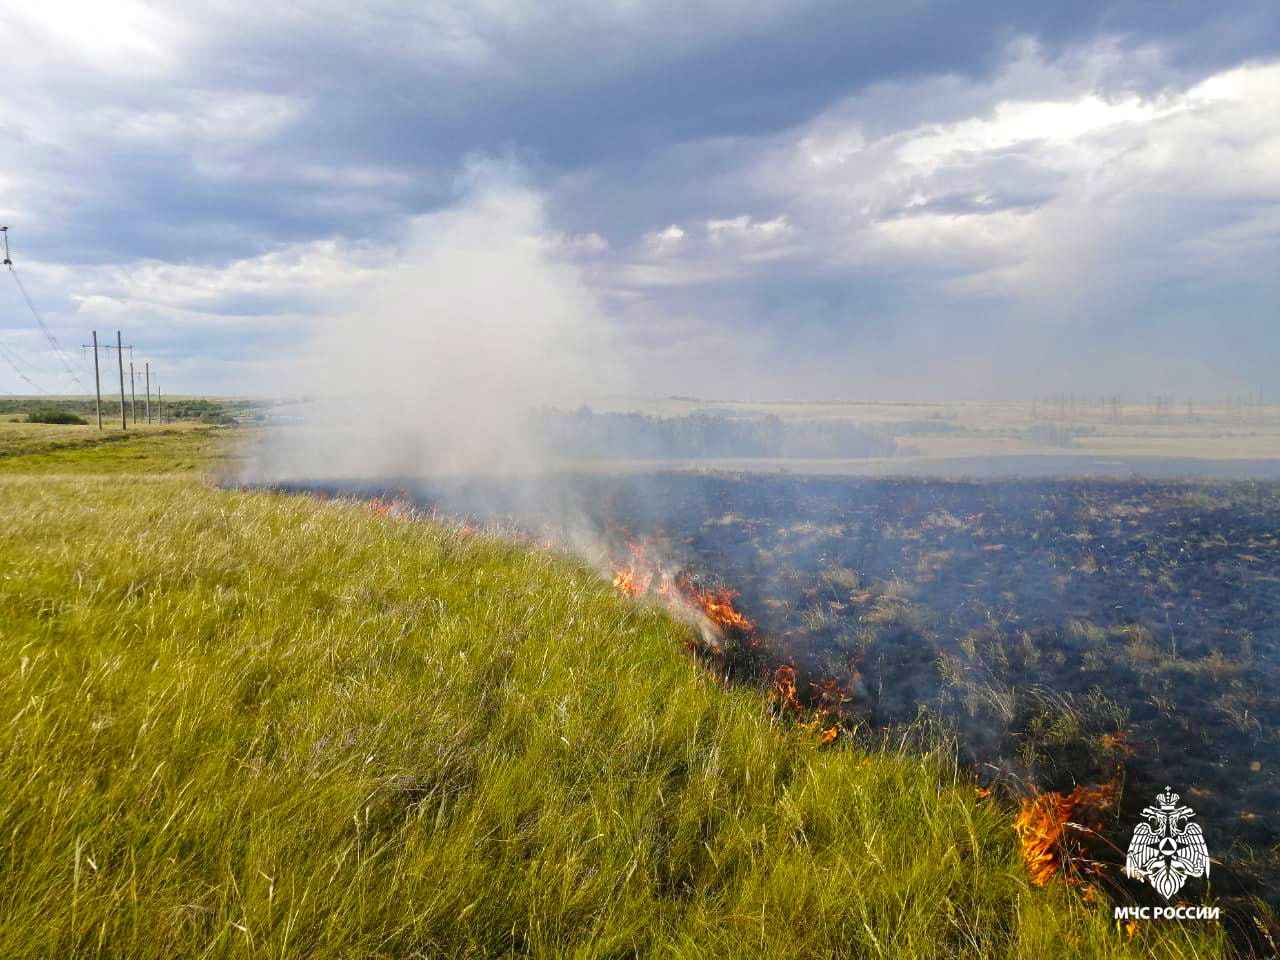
[0,423,1229,957]
[0,422,242,474]
[606,396,1280,462]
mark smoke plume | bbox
[246,165,624,482]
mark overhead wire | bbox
[8,264,88,389]
[0,343,52,394]
[2,227,89,391]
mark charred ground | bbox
[309,472,1280,917]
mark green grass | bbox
[0,421,240,474]
[0,431,1228,957]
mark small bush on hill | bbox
[26,409,88,425]
[198,412,238,425]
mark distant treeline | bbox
[530,408,897,459]
[0,395,260,425]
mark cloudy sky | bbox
[0,1,1277,400]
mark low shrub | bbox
[25,409,88,425]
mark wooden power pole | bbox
[91,331,101,428]
[116,331,127,429]
[83,331,134,429]
[145,362,151,423]
[130,362,137,423]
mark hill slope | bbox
[0,427,1224,958]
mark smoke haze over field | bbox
[250,169,629,479]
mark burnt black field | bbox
[282,471,1280,902]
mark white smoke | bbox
[247,164,626,481]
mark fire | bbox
[1013,784,1115,887]
[1100,731,1135,755]
[770,665,801,712]
[776,666,842,744]
[610,543,754,635]
[369,496,407,518]
[612,566,643,597]
[674,575,754,633]
[611,543,842,745]
[368,490,414,518]
[611,542,655,599]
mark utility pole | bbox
[145,363,151,423]
[130,362,137,423]
[82,332,134,429]
[91,331,101,428]
[116,331,127,429]
[158,381,163,424]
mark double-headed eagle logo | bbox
[1124,787,1210,899]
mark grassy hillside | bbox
[0,426,1226,958]
[0,421,239,474]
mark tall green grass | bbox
[0,421,225,473]
[0,473,1226,958]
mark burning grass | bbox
[611,543,846,744]
[501,472,1280,918]
[610,540,758,656]
[1014,783,1116,888]
[0,469,1230,959]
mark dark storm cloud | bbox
[184,2,1278,165]
[9,1,1277,261]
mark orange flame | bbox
[611,544,842,746]
[777,666,843,744]
[1100,731,1135,756]
[612,542,653,598]
[610,543,754,635]
[674,574,754,632]
[1013,784,1115,887]
[770,665,802,712]
[368,491,414,518]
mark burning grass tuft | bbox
[1013,783,1116,888]
[610,540,756,648]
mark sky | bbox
[0,1,1277,401]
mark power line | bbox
[0,324,57,379]
[0,342,52,394]
[9,264,87,387]
[2,227,89,391]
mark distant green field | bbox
[0,421,241,474]
[603,396,1280,462]
[0,427,1226,957]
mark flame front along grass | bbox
[0,427,1228,958]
